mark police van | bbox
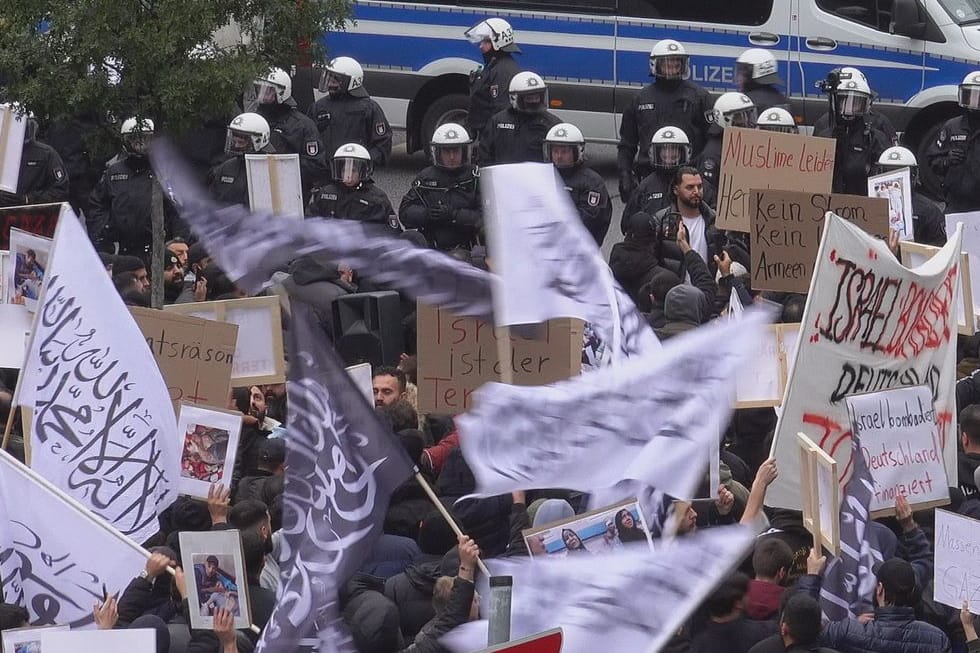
[324,0,979,178]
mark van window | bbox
[816,0,895,31]
[618,0,774,25]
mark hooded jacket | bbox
[656,284,708,340]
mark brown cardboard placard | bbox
[0,203,63,249]
[749,189,889,293]
[716,128,836,232]
[416,302,582,414]
[131,307,238,412]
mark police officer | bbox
[544,122,611,246]
[309,143,399,233]
[617,39,711,202]
[0,112,69,208]
[464,17,522,141]
[620,126,691,235]
[400,123,482,251]
[757,107,798,134]
[928,71,980,213]
[307,57,392,168]
[87,118,186,262]
[814,67,897,143]
[735,48,788,113]
[814,72,892,195]
[479,71,560,166]
[249,68,328,197]
[697,92,757,209]
[875,146,947,246]
[206,113,275,207]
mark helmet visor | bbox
[514,89,548,113]
[319,69,351,94]
[331,157,370,186]
[431,144,470,169]
[960,85,980,110]
[757,123,797,134]
[225,129,256,155]
[464,22,493,45]
[652,55,689,80]
[650,142,691,169]
[837,91,870,118]
[726,106,758,128]
[544,142,580,168]
[253,80,283,105]
[124,133,152,156]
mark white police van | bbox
[324,0,980,177]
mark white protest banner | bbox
[0,105,27,194]
[900,240,975,335]
[868,167,914,240]
[0,450,150,628]
[40,628,156,653]
[934,509,980,614]
[0,303,32,368]
[769,214,962,511]
[846,386,949,515]
[18,211,180,543]
[165,296,286,386]
[245,154,304,218]
[947,211,980,320]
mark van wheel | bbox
[421,94,469,148]
[915,120,946,202]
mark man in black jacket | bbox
[929,70,980,213]
[207,112,276,208]
[650,166,722,279]
[0,114,69,208]
[464,18,522,141]
[478,71,560,166]
[748,594,841,653]
[620,125,691,235]
[309,142,399,232]
[873,146,946,246]
[544,122,611,246]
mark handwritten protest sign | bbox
[934,509,980,614]
[245,154,304,218]
[798,432,840,555]
[769,215,962,511]
[750,190,889,293]
[717,128,836,232]
[735,323,799,408]
[0,202,62,249]
[947,211,980,321]
[901,240,975,335]
[131,307,238,412]
[0,105,27,194]
[165,296,286,386]
[417,303,581,413]
[846,386,949,516]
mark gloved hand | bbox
[618,173,636,202]
[429,204,452,221]
[949,147,966,165]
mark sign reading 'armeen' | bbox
[750,189,889,293]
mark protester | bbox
[747,594,841,653]
[374,366,409,408]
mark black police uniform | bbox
[256,101,329,196]
[694,131,723,209]
[0,139,69,207]
[306,91,393,167]
[467,51,522,139]
[620,170,674,235]
[206,144,276,207]
[911,193,947,246]
[558,163,612,246]
[814,118,892,195]
[399,164,482,251]
[308,179,400,233]
[928,113,980,213]
[478,107,561,166]
[617,79,712,199]
[743,83,789,113]
[815,110,897,145]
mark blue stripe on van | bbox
[353,2,616,34]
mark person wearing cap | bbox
[464,18,523,140]
[162,248,185,305]
[112,255,150,295]
[234,437,285,507]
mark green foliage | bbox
[0,0,352,137]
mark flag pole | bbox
[0,405,15,451]
[414,469,492,578]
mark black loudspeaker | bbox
[332,291,403,367]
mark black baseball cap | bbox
[258,437,286,466]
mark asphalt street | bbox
[373,132,627,261]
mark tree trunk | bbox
[150,179,165,309]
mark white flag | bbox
[0,450,149,628]
[457,310,769,499]
[442,525,756,653]
[18,210,180,543]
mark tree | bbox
[0,0,351,306]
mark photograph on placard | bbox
[1,625,69,653]
[176,403,242,500]
[522,499,653,559]
[179,530,251,630]
[868,167,913,240]
[7,228,52,311]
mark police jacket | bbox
[928,113,980,213]
[651,201,722,278]
[257,100,329,196]
[815,110,897,145]
[308,179,400,233]
[478,107,561,166]
[0,140,69,207]
[695,132,723,209]
[617,79,712,178]
[911,192,947,246]
[558,163,611,246]
[86,154,185,259]
[620,170,673,234]
[206,144,276,208]
[814,118,892,195]
[467,52,522,139]
[306,92,392,167]
[399,164,482,251]
[744,83,789,113]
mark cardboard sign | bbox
[947,211,980,321]
[245,154,304,218]
[0,202,62,249]
[900,240,975,336]
[165,296,286,386]
[735,323,800,408]
[417,303,582,414]
[0,105,27,194]
[0,303,32,368]
[750,189,889,293]
[716,128,836,232]
[797,432,840,555]
[477,629,563,653]
[131,307,238,411]
[846,385,950,516]
[934,509,980,614]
